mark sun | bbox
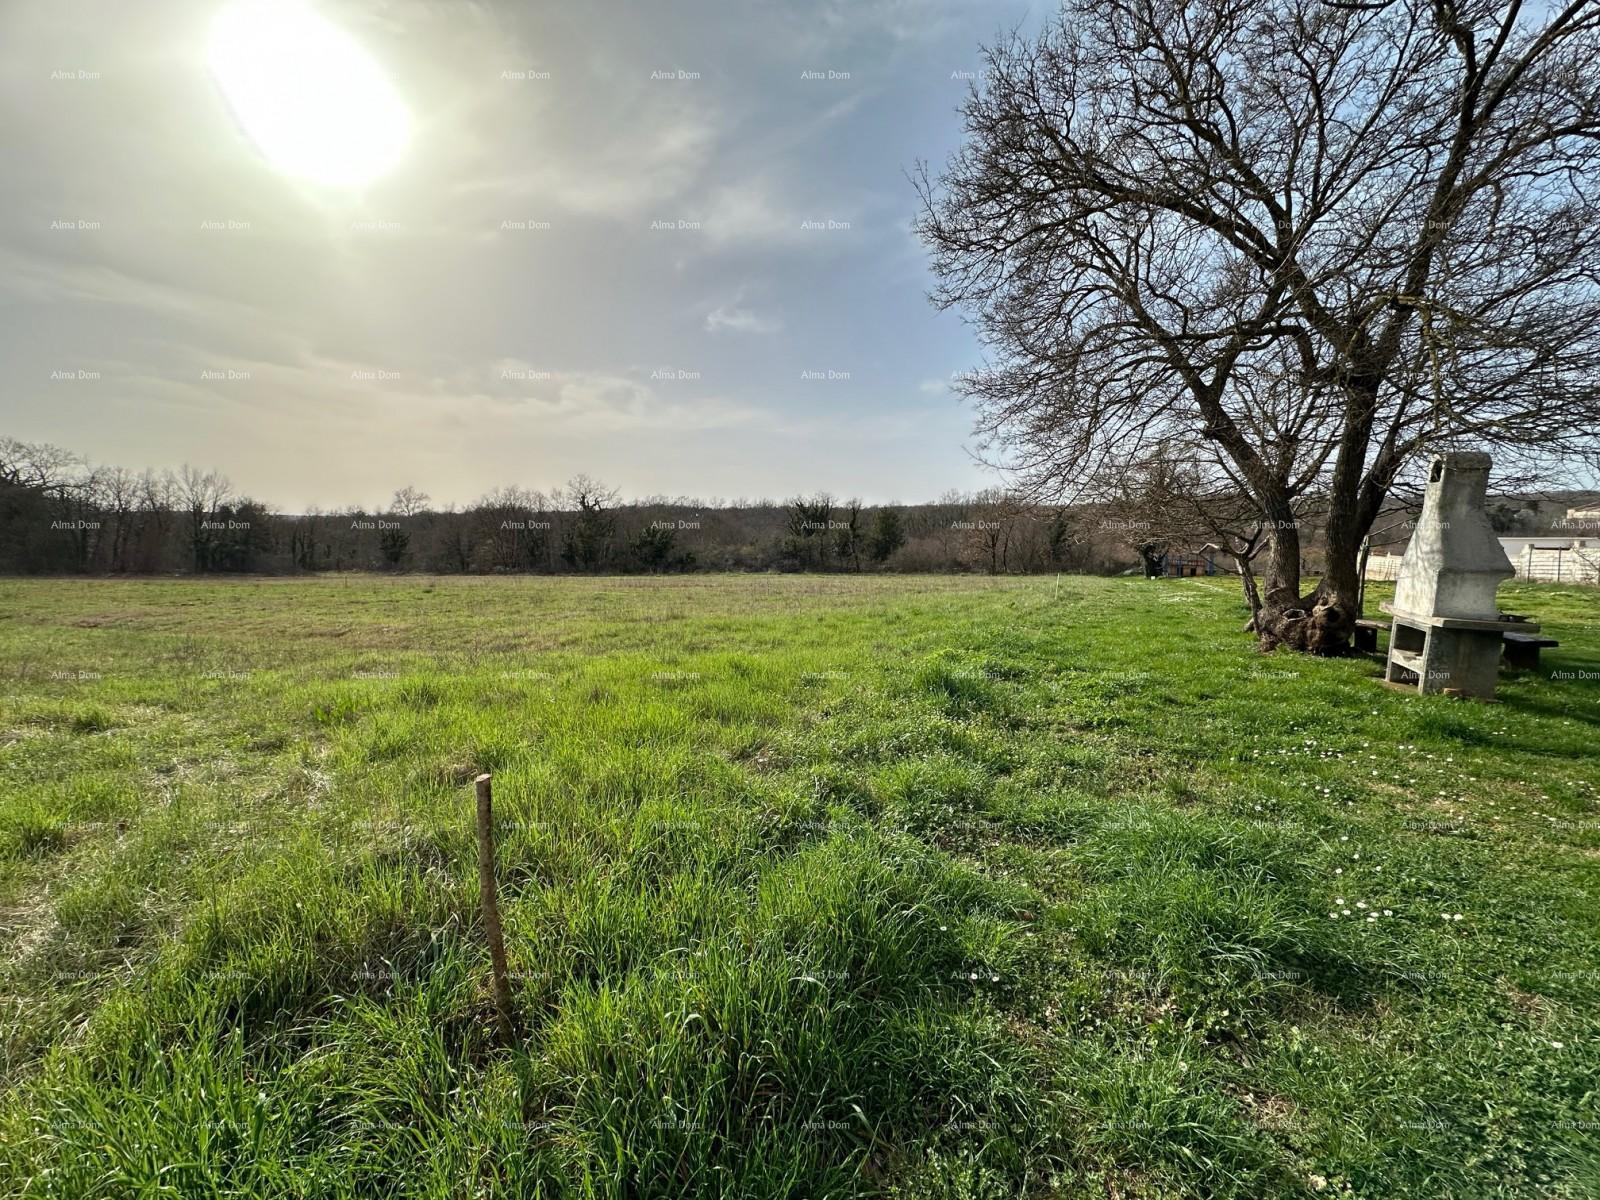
[207,0,411,188]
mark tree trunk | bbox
[1137,542,1164,578]
[1259,510,1301,607]
[1255,507,1366,656]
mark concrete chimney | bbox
[1392,452,1513,621]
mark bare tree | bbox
[559,475,618,572]
[131,469,173,572]
[98,466,140,572]
[175,465,233,572]
[1103,441,1272,616]
[471,485,548,571]
[915,489,971,565]
[389,485,430,518]
[918,0,1600,651]
[961,488,1028,574]
[0,439,95,571]
[0,437,80,493]
[290,507,325,572]
[832,498,865,571]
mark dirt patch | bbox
[1234,1086,1299,1133]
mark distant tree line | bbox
[0,436,1147,577]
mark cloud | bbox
[430,14,728,227]
[472,360,763,432]
[705,303,781,335]
[696,167,873,252]
[0,0,994,507]
[756,0,961,52]
[451,107,721,223]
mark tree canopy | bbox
[918,0,1600,648]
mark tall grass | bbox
[0,575,1596,1197]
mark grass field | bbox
[1,574,1598,1198]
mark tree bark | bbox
[1255,503,1368,655]
[1236,553,1262,625]
[1137,542,1164,578]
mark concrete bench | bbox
[1503,630,1560,670]
[1356,618,1557,669]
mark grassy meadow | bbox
[1,573,1598,1198]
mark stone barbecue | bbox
[1382,452,1533,698]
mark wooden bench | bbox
[1354,618,1389,653]
[1503,630,1560,670]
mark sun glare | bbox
[207,0,410,188]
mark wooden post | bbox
[475,773,517,1045]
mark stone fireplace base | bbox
[1381,604,1538,699]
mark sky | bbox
[0,0,1044,511]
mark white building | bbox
[1500,509,1600,583]
[1367,507,1600,585]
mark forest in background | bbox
[5,436,1593,579]
[0,436,1139,576]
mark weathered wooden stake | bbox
[474,772,517,1045]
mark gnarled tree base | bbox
[1256,589,1355,656]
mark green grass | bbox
[0,573,1597,1198]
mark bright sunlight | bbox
[206,0,410,188]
